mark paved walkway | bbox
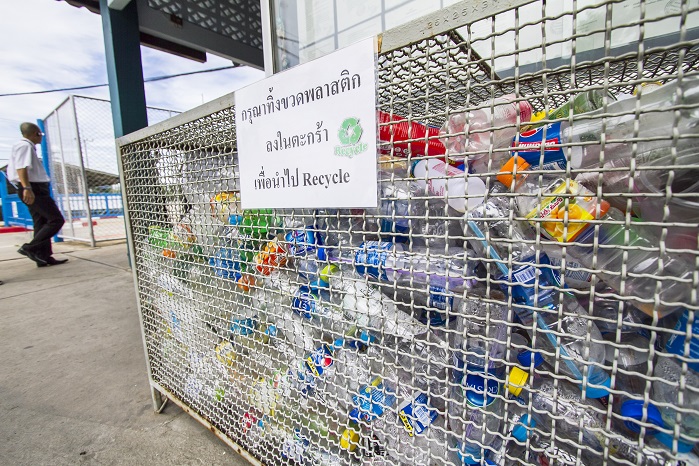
[0,232,249,465]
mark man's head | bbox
[20,122,43,144]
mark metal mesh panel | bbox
[147,0,264,49]
[44,96,178,244]
[119,1,699,465]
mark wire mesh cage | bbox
[43,95,178,244]
[117,1,699,465]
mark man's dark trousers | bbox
[20,182,65,261]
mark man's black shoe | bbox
[46,257,68,266]
[17,246,48,266]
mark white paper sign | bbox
[235,37,378,209]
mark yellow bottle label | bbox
[526,180,595,242]
[398,410,414,437]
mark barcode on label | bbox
[564,269,591,282]
[513,265,540,284]
[549,257,591,282]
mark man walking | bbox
[8,122,67,267]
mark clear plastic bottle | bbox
[319,264,429,341]
[411,158,487,213]
[529,294,612,399]
[603,333,664,438]
[450,298,509,390]
[462,183,558,306]
[462,183,611,398]
[439,94,533,161]
[328,240,477,293]
[448,363,504,465]
[510,76,699,170]
[651,309,699,453]
[497,155,695,318]
[347,351,450,465]
[506,366,608,462]
[394,330,452,413]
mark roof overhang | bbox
[61,0,264,68]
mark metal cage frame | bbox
[117,1,699,465]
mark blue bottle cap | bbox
[332,338,345,350]
[309,279,328,290]
[512,414,536,442]
[654,431,695,453]
[359,330,375,344]
[228,214,242,225]
[581,374,611,399]
[317,245,328,261]
[620,400,664,434]
[517,349,544,368]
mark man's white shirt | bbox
[8,138,50,184]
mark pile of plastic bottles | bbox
[143,77,699,466]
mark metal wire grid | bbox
[44,95,178,244]
[118,1,699,465]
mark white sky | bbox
[0,0,264,165]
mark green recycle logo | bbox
[337,117,363,145]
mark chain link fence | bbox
[117,1,699,465]
[43,95,178,245]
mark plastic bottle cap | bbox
[496,156,530,187]
[518,100,534,123]
[517,349,545,369]
[359,330,374,344]
[581,375,611,399]
[654,431,695,453]
[319,264,339,283]
[506,367,529,397]
[340,427,359,451]
[530,110,547,123]
[620,399,664,434]
[512,414,536,442]
[309,279,328,290]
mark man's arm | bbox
[17,167,34,205]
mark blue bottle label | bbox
[666,309,699,372]
[291,286,330,320]
[350,377,397,423]
[513,122,568,170]
[354,241,393,281]
[398,392,438,436]
[502,253,561,313]
[463,370,501,408]
[285,228,322,256]
[305,343,335,378]
[421,286,455,327]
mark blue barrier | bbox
[0,172,33,228]
[54,193,124,219]
[1,179,124,229]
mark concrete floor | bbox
[0,232,250,465]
